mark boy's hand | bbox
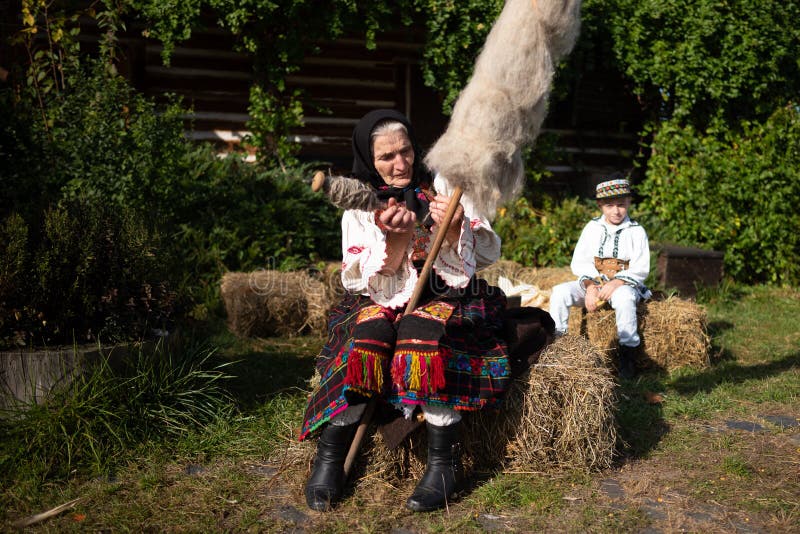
[585,284,601,312]
[598,279,624,301]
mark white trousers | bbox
[549,281,642,347]
[330,402,461,427]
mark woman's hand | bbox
[379,197,416,233]
[429,194,464,245]
[377,198,415,275]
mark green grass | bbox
[469,474,564,511]
[2,285,799,531]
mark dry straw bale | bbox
[317,261,345,303]
[575,297,711,371]
[374,335,616,476]
[477,260,528,285]
[513,266,575,293]
[497,335,617,472]
[638,297,711,370]
[478,261,573,291]
[220,270,332,338]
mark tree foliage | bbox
[597,0,800,284]
[640,106,800,285]
[603,0,800,129]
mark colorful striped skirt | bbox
[299,276,510,440]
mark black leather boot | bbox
[618,344,638,379]
[406,422,463,512]
[304,422,357,511]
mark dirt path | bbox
[247,413,799,533]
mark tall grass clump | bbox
[0,341,233,484]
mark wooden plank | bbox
[291,64,396,82]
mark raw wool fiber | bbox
[424,0,582,220]
[316,173,381,211]
[219,271,331,338]
[572,297,711,372]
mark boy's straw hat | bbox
[595,173,632,200]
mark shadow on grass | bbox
[615,376,669,459]
[706,320,736,364]
[667,351,800,395]
[197,326,322,409]
[615,350,800,459]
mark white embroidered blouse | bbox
[340,174,501,308]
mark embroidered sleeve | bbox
[429,174,501,288]
[340,210,417,308]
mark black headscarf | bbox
[351,109,431,221]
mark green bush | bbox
[30,61,340,286]
[639,105,800,285]
[0,196,172,349]
[604,0,800,128]
[39,64,189,220]
[2,61,342,342]
[495,196,597,267]
[0,213,29,304]
[155,148,341,318]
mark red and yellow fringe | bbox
[345,347,384,392]
[391,349,446,395]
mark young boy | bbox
[549,174,651,378]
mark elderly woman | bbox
[299,109,510,512]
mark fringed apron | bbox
[299,233,510,441]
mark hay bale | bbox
[578,296,711,372]
[346,335,617,481]
[496,335,617,472]
[584,306,619,355]
[476,260,528,286]
[567,306,585,336]
[513,266,575,294]
[638,297,711,371]
[219,271,330,337]
[478,261,573,292]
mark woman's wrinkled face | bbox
[598,197,631,225]
[372,130,415,188]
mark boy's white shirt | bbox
[570,214,650,288]
[340,173,501,308]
